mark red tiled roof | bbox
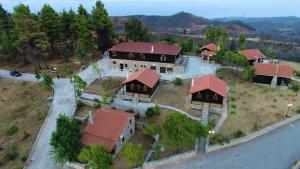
[189,75,227,97]
[254,63,293,78]
[201,50,216,57]
[109,42,182,56]
[122,68,160,88]
[81,109,133,151]
[200,43,220,52]
[239,49,267,60]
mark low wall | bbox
[207,114,300,153]
[142,150,197,169]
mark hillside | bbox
[214,17,300,43]
[112,12,256,35]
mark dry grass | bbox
[217,69,300,138]
[0,79,51,169]
[153,81,201,118]
[84,77,125,97]
[279,60,300,71]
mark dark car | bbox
[10,71,22,77]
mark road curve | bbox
[160,120,300,169]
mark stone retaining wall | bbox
[142,150,197,169]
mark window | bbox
[167,68,173,73]
[150,66,156,70]
[129,119,132,124]
[121,136,125,142]
[134,64,137,67]
[125,64,128,68]
[112,61,116,64]
[143,85,148,92]
[160,55,167,62]
[160,67,166,73]
[130,129,133,134]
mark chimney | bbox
[151,46,154,53]
[88,111,93,124]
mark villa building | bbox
[121,68,160,102]
[199,43,220,61]
[108,42,187,74]
[239,49,267,65]
[81,108,135,154]
[253,63,293,87]
[189,75,227,110]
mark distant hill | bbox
[112,12,256,36]
[214,16,300,43]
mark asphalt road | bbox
[160,120,300,169]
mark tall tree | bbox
[163,112,208,152]
[205,26,229,48]
[0,4,11,32]
[50,114,82,164]
[0,31,13,62]
[39,4,59,53]
[91,0,116,52]
[60,9,76,52]
[79,145,113,169]
[124,17,150,42]
[238,33,246,50]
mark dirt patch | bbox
[0,79,51,169]
[217,68,300,138]
[84,77,125,97]
[153,81,201,118]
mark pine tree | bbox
[124,17,150,42]
[91,0,116,52]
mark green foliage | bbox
[125,17,150,42]
[238,33,246,50]
[70,75,87,95]
[179,39,193,53]
[252,122,261,131]
[6,125,19,136]
[100,91,110,104]
[50,114,82,164]
[210,133,230,145]
[294,70,300,78]
[58,64,75,76]
[94,102,101,109]
[91,0,116,52]
[226,51,249,71]
[4,144,19,161]
[121,142,144,167]
[205,26,229,48]
[211,49,227,64]
[78,144,113,169]
[163,112,208,150]
[75,40,89,66]
[242,66,256,82]
[33,63,41,80]
[172,77,184,86]
[143,123,160,138]
[145,105,161,118]
[41,73,54,89]
[233,130,246,138]
[291,82,300,92]
[297,108,300,114]
[92,63,103,77]
[208,118,217,130]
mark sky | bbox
[1,0,300,18]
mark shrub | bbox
[252,122,261,131]
[76,99,84,108]
[230,111,236,115]
[6,125,18,136]
[145,105,161,118]
[143,123,160,138]
[233,130,246,138]
[21,152,29,162]
[297,108,300,114]
[291,82,300,92]
[5,144,19,161]
[172,77,183,86]
[94,102,101,109]
[231,104,237,109]
[210,133,230,145]
[294,70,300,77]
[208,118,217,130]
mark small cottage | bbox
[81,108,135,154]
[200,43,220,61]
[189,75,227,110]
[239,49,267,65]
[121,68,160,102]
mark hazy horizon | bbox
[1,0,300,19]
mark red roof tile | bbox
[239,49,267,60]
[122,68,160,88]
[254,63,293,78]
[190,75,227,97]
[201,50,216,57]
[109,42,182,56]
[81,109,133,151]
[200,43,220,52]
